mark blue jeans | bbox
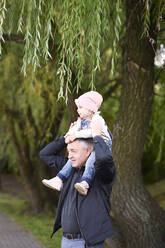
[61,236,105,248]
[82,140,112,185]
[57,159,73,182]
[81,151,95,185]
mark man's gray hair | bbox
[77,138,94,150]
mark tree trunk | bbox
[68,91,78,122]
[110,1,165,248]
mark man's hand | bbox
[91,118,102,137]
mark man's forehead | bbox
[67,140,81,150]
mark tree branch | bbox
[4,104,20,117]
[101,78,122,101]
[3,34,24,43]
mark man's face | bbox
[67,140,91,168]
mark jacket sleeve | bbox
[93,136,116,184]
[39,136,68,172]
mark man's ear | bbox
[87,146,93,156]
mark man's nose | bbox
[68,153,72,159]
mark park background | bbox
[0,1,165,248]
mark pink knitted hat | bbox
[75,91,103,113]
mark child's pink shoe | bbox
[42,176,63,191]
[74,181,89,195]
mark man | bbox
[39,122,116,248]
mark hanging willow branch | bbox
[2,0,165,100]
[2,0,122,100]
[110,0,122,76]
[142,0,151,37]
[0,0,7,55]
[142,0,165,38]
[56,0,113,99]
[1,0,165,99]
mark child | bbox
[42,91,113,195]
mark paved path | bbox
[0,210,46,248]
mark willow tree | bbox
[0,0,119,213]
[0,44,66,213]
[1,0,165,247]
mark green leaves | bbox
[0,0,7,55]
[142,0,151,37]
[110,0,122,76]
[56,0,111,99]
[0,44,65,165]
[2,0,164,101]
[2,0,115,101]
[142,0,165,38]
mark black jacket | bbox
[40,135,116,246]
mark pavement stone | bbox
[0,210,46,248]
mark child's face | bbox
[77,105,93,119]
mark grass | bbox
[0,191,62,248]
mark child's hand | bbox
[65,135,71,144]
[65,134,76,144]
[91,119,102,137]
[69,134,76,142]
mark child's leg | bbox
[81,151,96,185]
[42,160,72,191]
[74,151,96,195]
[57,159,73,181]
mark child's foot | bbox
[42,177,63,191]
[74,181,89,195]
